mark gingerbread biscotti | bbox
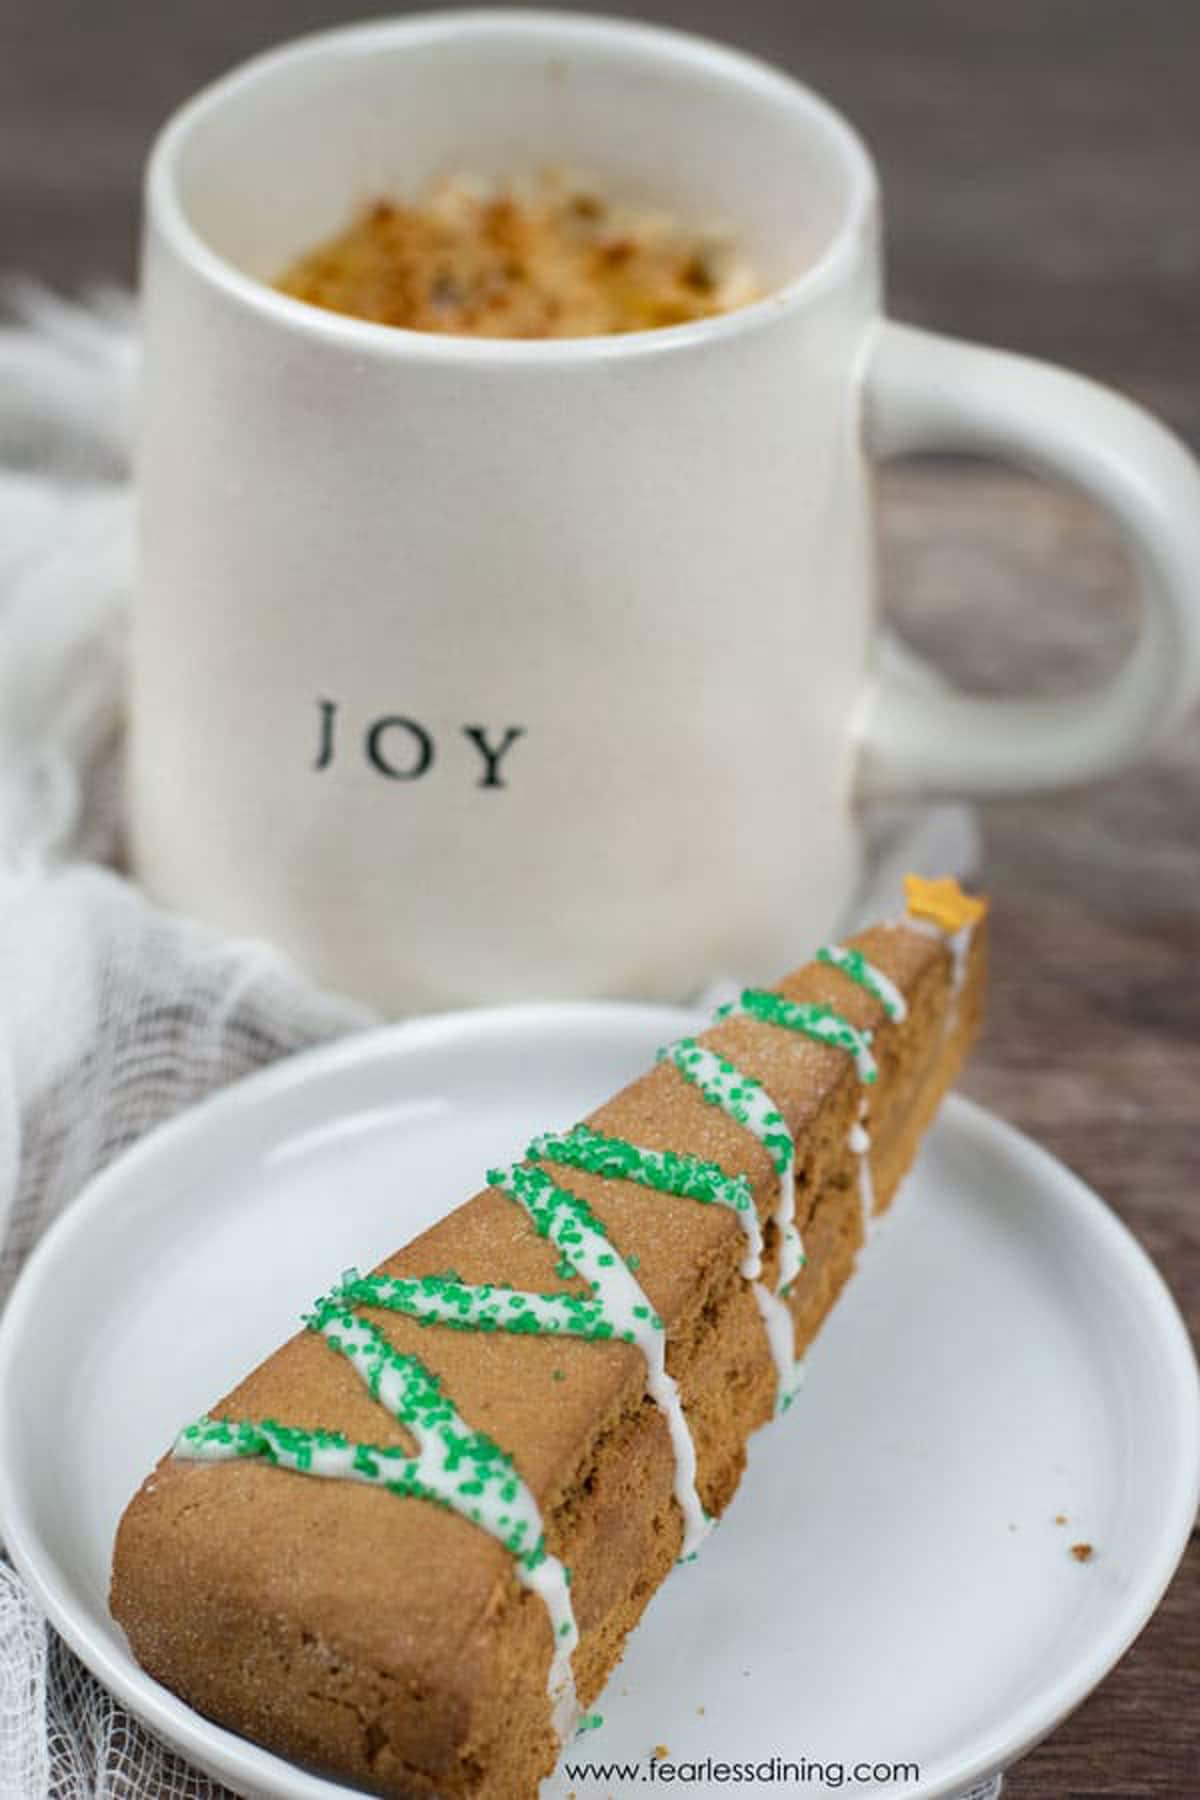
[111,877,986,1798]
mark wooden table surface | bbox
[3,4,1197,1796]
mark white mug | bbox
[134,11,1200,1012]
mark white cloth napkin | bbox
[0,287,983,1799]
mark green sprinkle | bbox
[730,990,877,1084]
[660,1038,794,1176]
[529,1123,753,1219]
[816,944,907,1023]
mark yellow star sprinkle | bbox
[903,874,988,934]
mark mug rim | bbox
[144,7,880,365]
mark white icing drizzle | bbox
[529,1125,764,1281]
[660,1039,803,1292]
[946,923,973,995]
[724,990,878,1086]
[659,1039,804,1408]
[488,1163,710,1560]
[904,914,972,996]
[903,911,977,1042]
[753,1284,804,1413]
[817,943,909,1022]
[849,1099,875,1235]
[778,1219,804,1291]
[674,985,888,1413]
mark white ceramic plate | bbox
[0,1004,1196,1800]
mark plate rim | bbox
[0,999,1196,1800]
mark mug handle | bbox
[857,320,1200,796]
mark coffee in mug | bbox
[277,169,760,337]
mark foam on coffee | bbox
[276,170,760,338]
